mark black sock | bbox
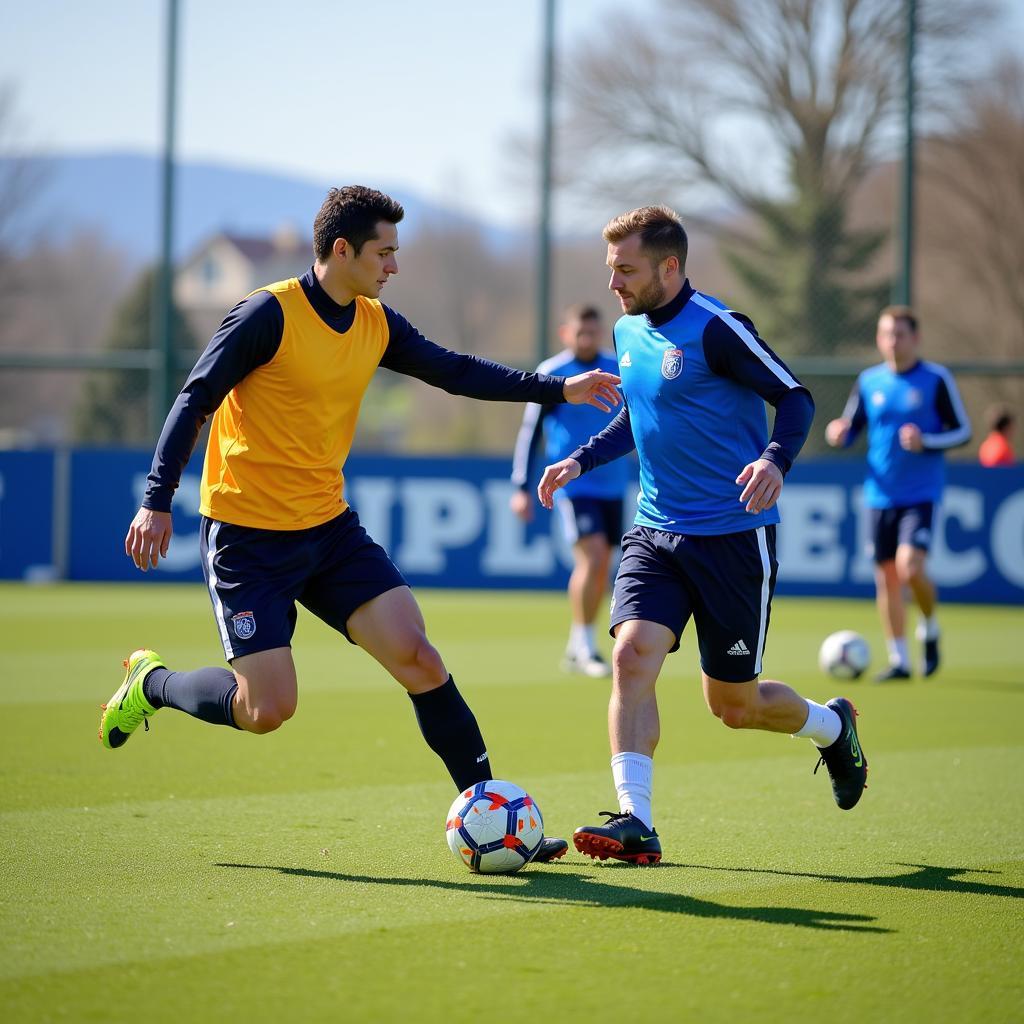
[409,676,492,790]
[143,666,240,729]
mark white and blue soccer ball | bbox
[818,630,871,680]
[445,779,545,874]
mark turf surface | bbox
[1,584,1021,1022]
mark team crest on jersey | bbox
[231,611,256,639]
[661,347,683,380]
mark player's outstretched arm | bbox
[563,370,621,411]
[538,458,582,510]
[125,508,174,572]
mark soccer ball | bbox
[818,630,871,680]
[445,779,545,874]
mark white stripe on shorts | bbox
[205,520,236,660]
[754,526,771,675]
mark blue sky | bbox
[5,0,1022,230]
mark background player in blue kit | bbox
[99,186,622,864]
[826,307,971,680]
[510,304,629,677]
[539,205,868,865]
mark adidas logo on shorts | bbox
[727,639,750,656]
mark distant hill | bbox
[3,151,527,264]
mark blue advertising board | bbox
[0,450,55,580]
[0,449,1021,604]
[66,448,207,582]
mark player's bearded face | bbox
[627,266,668,315]
[607,237,671,315]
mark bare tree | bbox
[0,83,50,309]
[920,56,1024,362]
[560,0,992,353]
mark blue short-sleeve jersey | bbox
[843,360,971,508]
[511,349,630,500]
[569,282,814,536]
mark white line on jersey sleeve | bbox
[690,293,801,390]
[511,401,544,486]
[920,362,972,449]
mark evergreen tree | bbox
[75,267,198,443]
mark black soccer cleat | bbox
[874,664,911,683]
[573,811,662,865]
[923,636,941,677]
[814,697,868,810]
[532,836,569,863]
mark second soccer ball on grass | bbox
[818,630,871,680]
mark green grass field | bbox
[1,583,1021,1023]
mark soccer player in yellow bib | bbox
[102,186,621,864]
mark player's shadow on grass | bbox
[215,862,890,933]
[677,862,1024,899]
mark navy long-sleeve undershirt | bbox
[144,268,566,512]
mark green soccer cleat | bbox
[99,649,164,749]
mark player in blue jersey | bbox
[826,306,971,680]
[510,304,629,677]
[538,206,868,864]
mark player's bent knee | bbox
[612,638,645,679]
[413,638,447,682]
[244,699,296,734]
[706,697,753,730]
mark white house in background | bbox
[175,225,311,342]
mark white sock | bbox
[916,616,939,641]
[569,623,596,656]
[887,637,909,667]
[792,700,843,748]
[611,751,653,829]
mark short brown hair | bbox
[313,185,404,261]
[880,304,919,333]
[563,303,602,323]
[603,205,688,269]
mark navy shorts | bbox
[554,494,623,546]
[609,525,778,683]
[870,502,934,563]
[199,508,408,661]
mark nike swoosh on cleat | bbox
[639,835,658,842]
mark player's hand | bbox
[899,423,923,452]
[563,370,621,412]
[509,489,533,522]
[125,507,173,572]
[825,418,850,447]
[736,459,783,514]
[538,458,581,510]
